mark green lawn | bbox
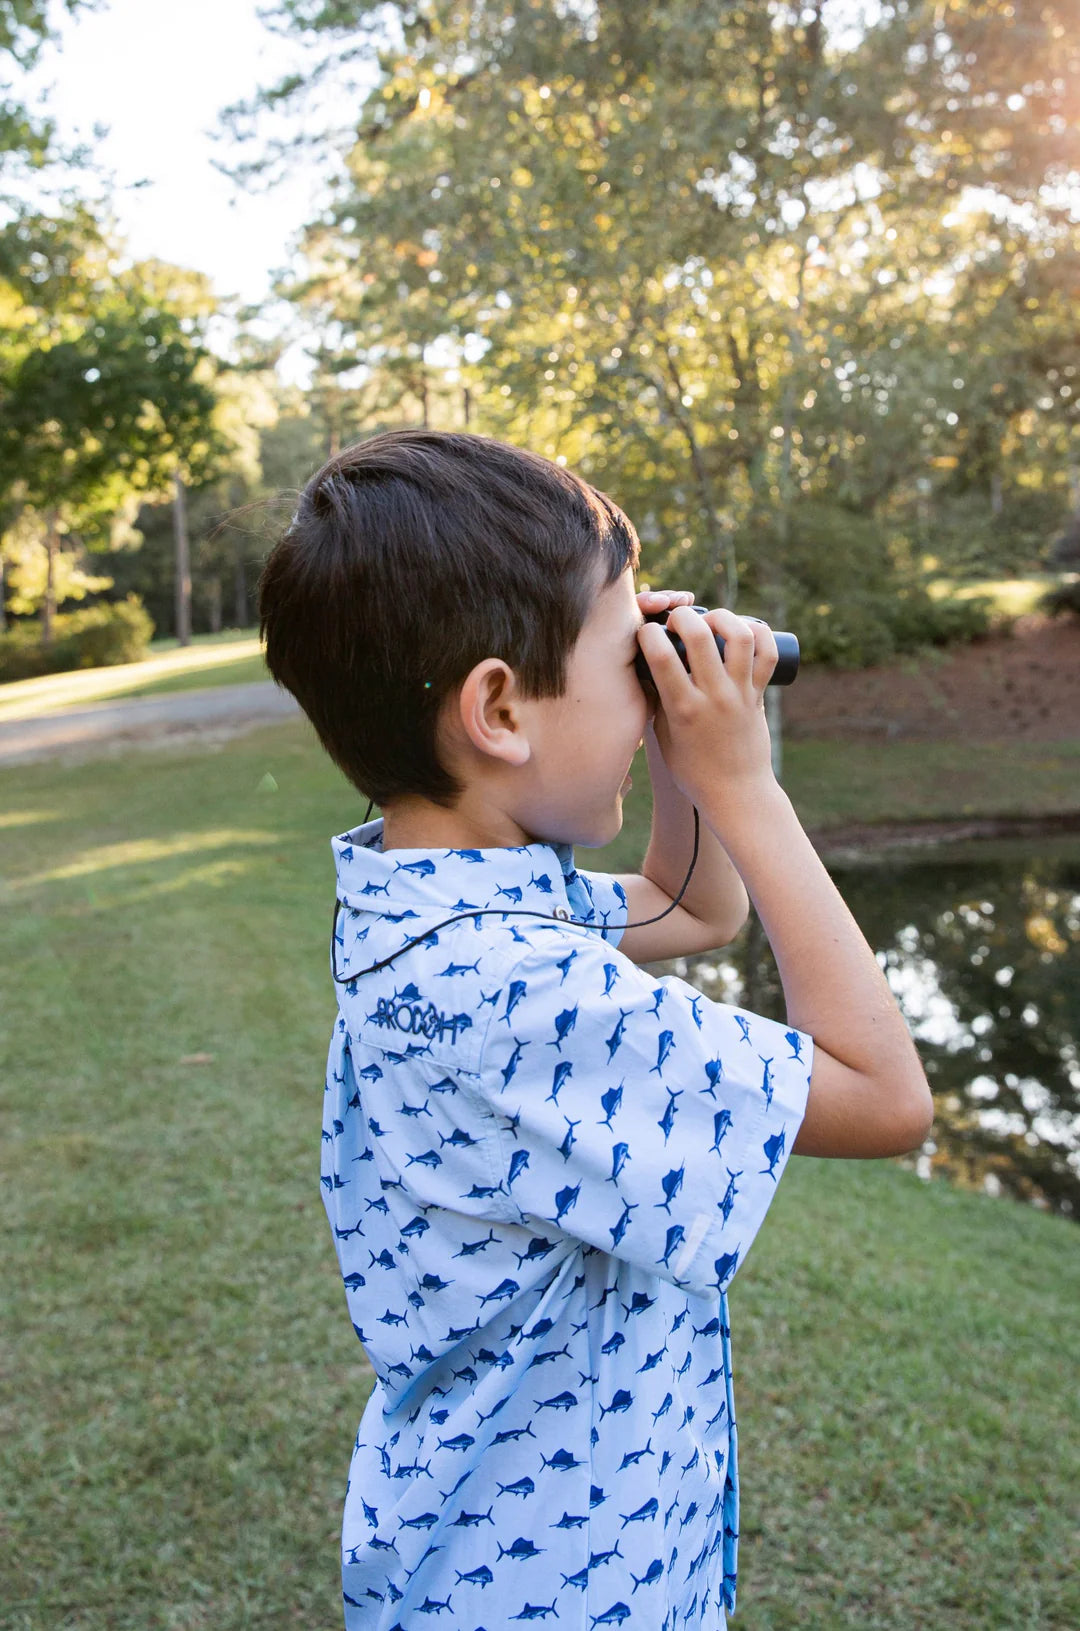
[2,724,1078,1629]
[0,630,266,722]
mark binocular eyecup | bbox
[633,605,799,698]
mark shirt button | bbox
[552,906,571,921]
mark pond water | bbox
[653,834,1080,1219]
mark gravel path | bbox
[0,680,299,767]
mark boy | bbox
[259,428,932,1631]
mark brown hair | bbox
[258,428,641,808]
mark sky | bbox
[23,0,368,372]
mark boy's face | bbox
[509,562,653,849]
[382,564,653,853]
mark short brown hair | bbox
[258,428,641,808]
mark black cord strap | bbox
[331,802,702,984]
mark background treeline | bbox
[2,0,1079,679]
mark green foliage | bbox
[792,584,997,669]
[1039,575,1080,620]
[0,594,152,681]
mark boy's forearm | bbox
[704,780,925,1088]
[641,724,750,939]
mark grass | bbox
[0,631,266,723]
[1,720,1078,1628]
[925,574,1059,619]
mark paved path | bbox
[0,680,300,767]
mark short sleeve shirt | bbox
[322,817,812,1630]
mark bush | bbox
[0,597,154,683]
[790,584,999,669]
[1038,575,1080,619]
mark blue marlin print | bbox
[445,847,485,861]
[439,959,480,977]
[718,1168,743,1224]
[507,1149,531,1189]
[558,1117,581,1160]
[500,1040,528,1089]
[649,1030,676,1076]
[687,993,704,1029]
[553,1183,581,1222]
[548,1007,579,1051]
[759,1055,776,1109]
[657,1087,683,1142]
[711,1108,733,1152]
[604,1008,633,1062]
[547,1060,573,1104]
[599,1389,633,1419]
[602,963,620,996]
[735,1014,752,1043]
[501,980,528,1025]
[510,1604,558,1622]
[597,1083,623,1127]
[762,1127,786,1178]
[608,1142,631,1184]
[656,1165,685,1213]
[657,1225,686,1269]
[609,1200,637,1247]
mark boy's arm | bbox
[612,718,750,965]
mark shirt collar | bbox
[332,816,588,923]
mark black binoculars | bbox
[633,605,799,699]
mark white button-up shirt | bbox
[322,818,812,1630]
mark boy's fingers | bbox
[637,620,693,707]
[671,604,755,688]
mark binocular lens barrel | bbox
[634,606,799,695]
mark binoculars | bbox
[633,605,799,699]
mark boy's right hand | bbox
[636,605,781,817]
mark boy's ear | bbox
[452,660,532,767]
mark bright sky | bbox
[24,0,364,358]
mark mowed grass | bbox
[0,631,266,723]
[2,721,1078,1630]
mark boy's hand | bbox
[636,598,780,815]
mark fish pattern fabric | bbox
[323,817,812,1630]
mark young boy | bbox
[259,428,932,1631]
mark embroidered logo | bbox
[370,992,473,1044]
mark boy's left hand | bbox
[637,588,696,615]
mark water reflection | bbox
[656,836,1080,1219]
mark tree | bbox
[230,1,1080,645]
[0,208,223,639]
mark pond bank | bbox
[810,808,1080,860]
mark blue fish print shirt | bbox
[322,817,812,1630]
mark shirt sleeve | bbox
[479,932,812,1297]
[565,863,628,947]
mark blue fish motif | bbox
[497,884,523,904]
[501,1040,528,1089]
[555,950,578,984]
[498,1477,536,1499]
[649,1029,676,1076]
[602,962,620,996]
[439,959,480,977]
[657,1086,683,1141]
[590,1604,632,1626]
[548,1006,579,1051]
[547,1060,573,1104]
[455,1564,494,1587]
[357,1062,383,1083]
[785,1027,805,1060]
[394,857,436,876]
[621,1497,659,1526]
[507,1149,531,1189]
[609,1200,637,1247]
[446,847,484,861]
[604,1008,633,1062]
[597,1083,623,1127]
[735,1014,752,1044]
[405,1149,441,1170]
[656,1165,685,1213]
[718,1168,742,1223]
[541,1448,583,1472]
[558,1117,581,1160]
[600,1388,633,1419]
[657,1224,686,1268]
[478,1277,520,1305]
[553,1182,581,1222]
[501,980,528,1025]
[631,1558,664,1590]
[687,993,704,1029]
[498,1535,545,1560]
[536,1390,578,1412]
[551,1511,589,1530]
[529,872,554,894]
[510,1604,558,1622]
[712,1247,741,1289]
[608,1142,631,1183]
[759,1054,775,1109]
[437,1433,475,1452]
[711,1108,733,1153]
[762,1127,786,1178]
[600,1330,625,1357]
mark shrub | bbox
[1038,575,1080,619]
[0,597,154,683]
[790,584,999,669]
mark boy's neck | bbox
[379,799,538,853]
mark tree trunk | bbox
[233,542,247,628]
[0,548,6,634]
[463,384,472,428]
[208,576,222,634]
[42,508,60,646]
[173,473,192,646]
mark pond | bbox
[649,832,1080,1219]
